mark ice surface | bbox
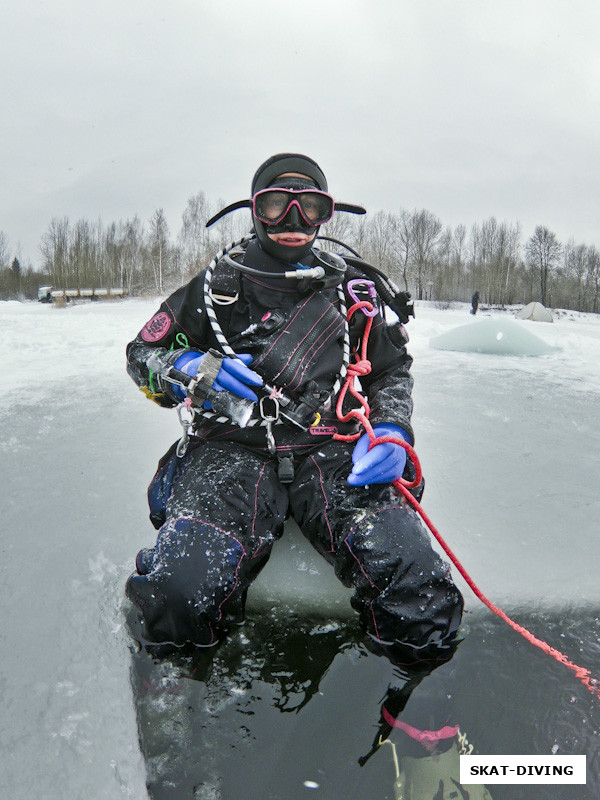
[1,297,599,798]
[430,315,560,356]
[246,520,354,616]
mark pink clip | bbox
[347,279,378,317]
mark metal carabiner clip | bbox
[259,395,280,454]
[176,402,196,457]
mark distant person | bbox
[471,290,480,315]
[124,152,463,672]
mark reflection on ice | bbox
[430,317,560,356]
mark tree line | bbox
[1,193,598,313]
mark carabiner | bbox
[259,395,280,455]
[176,402,196,457]
[347,279,379,317]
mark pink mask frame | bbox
[252,188,335,227]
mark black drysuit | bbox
[125,240,463,664]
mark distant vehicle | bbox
[38,286,55,303]
[37,286,128,302]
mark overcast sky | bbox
[2,0,599,267]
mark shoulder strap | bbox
[209,254,242,302]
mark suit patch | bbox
[141,312,172,342]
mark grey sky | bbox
[2,0,599,267]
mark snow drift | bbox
[429,316,559,356]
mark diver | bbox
[124,152,463,672]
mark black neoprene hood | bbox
[250,153,329,263]
[251,153,328,194]
[204,151,365,236]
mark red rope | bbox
[334,299,600,702]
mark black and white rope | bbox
[203,234,254,359]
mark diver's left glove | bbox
[170,350,262,402]
[348,424,411,486]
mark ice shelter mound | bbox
[515,301,554,322]
[430,317,560,356]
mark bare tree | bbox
[452,224,467,265]
[468,218,521,306]
[409,209,442,299]
[178,191,212,280]
[117,217,144,293]
[0,231,10,270]
[40,217,70,288]
[208,198,252,254]
[70,218,99,288]
[434,226,453,299]
[346,215,369,259]
[147,209,171,293]
[501,222,521,305]
[319,209,355,254]
[390,209,413,292]
[452,224,468,298]
[525,225,562,306]
[362,210,397,281]
[564,239,588,310]
[586,245,600,313]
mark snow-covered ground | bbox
[1,296,599,799]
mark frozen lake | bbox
[1,297,599,798]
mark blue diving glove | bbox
[348,424,411,486]
[171,351,263,402]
